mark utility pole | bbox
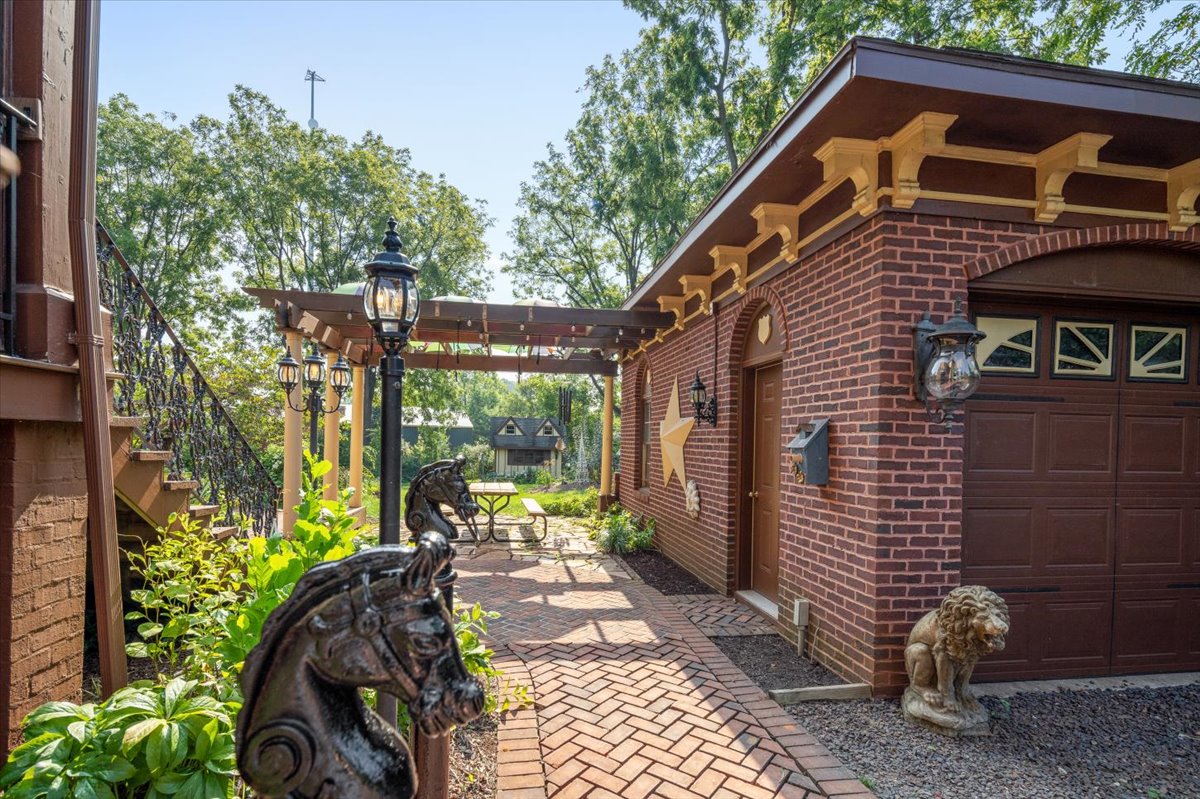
[305,69,325,130]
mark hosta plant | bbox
[0,678,238,799]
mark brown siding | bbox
[0,420,88,754]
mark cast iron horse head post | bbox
[404,455,480,543]
[235,532,484,798]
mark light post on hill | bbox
[362,217,420,725]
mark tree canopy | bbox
[505,0,1200,311]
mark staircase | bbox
[97,224,278,542]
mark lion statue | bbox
[901,585,1009,736]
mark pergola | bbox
[244,286,671,529]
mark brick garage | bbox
[617,40,1200,693]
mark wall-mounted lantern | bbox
[786,418,829,485]
[690,371,718,426]
[913,300,986,426]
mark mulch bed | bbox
[789,684,1200,799]
[715,634,843,692]
[449,712,498,799]
[621,549,715,595]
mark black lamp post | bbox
[277,344,351,455]
[362,216,420,726]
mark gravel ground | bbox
[621,550,715,595]
[449,711,498,799]
[790,685,1200,799]
[716,634,843,691]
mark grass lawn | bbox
[355,481,597,523]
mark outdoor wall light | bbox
[363,217,420,350]
[913,300,986,426]
[690,371,718,426]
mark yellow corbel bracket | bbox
[1167,157,1200,231]
[679,273,714,314]
[710,244,751,293]
[813,137,880,216]
[1034,133,1112,222]
[657,294,687,331]
[750,204,801,263]
[885,112,958,209]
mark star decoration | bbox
[659,377,695,490]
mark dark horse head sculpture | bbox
[405,455,480,542]
[236,533,485,798]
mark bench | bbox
[521,497,549,542]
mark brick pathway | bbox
[455,524,875,799]
[668,594,778,637]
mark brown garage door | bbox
[964,300,1200,681]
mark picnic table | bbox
[467,481,518,541]
[467,481,548,543]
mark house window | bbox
[640,372,652,488]
[542,423,555,436]
[509,449,547,466]
[505,422,517,435]
[1054,320,1114,378]
[976,316,1038,374]
[1129,324,1187,381]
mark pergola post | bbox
[323,351,342,501]
[600,375,615,512]
[348,364,366,510]
[282,331,304,533]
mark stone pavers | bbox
[669,594,778,637]
[456,522,875,799]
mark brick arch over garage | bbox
[965,222,1200,282]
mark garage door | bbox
[963,300,1200,681]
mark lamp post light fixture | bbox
[690,371,718,426]
[363,216,420,728]
[913,300,986,427]
[277,343,351,454]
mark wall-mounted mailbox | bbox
[786,418,829,486]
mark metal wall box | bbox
[786,418,829,486]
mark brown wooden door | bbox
[965,299,1200,681]
[749,362,782,602]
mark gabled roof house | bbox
[489,416,566,478]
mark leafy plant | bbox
[591,505,654,554]
[0,678,237,799]
[533,487,599,518]
[124,513,245,680]
[3,456,517,796]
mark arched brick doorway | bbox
[732,297,787,608]
[964,242,1200,680]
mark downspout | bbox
[68,0,127,695]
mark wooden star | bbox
[659,377,694,490]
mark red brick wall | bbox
[0,420,89,755]
[619,210,1076,691]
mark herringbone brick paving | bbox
[458,527,875,799]
[668,594,779,637]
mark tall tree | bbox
[96,95,235,332]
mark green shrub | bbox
[1,455,519,797]
[534,487,599,518]
[0,677,238,799]
[593,505,654,554]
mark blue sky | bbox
[98,1,1177,303]
[98,0,645,302]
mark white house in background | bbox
[489,416,565,478]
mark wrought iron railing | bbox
[97,223,278,535]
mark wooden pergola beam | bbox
[386,351,618,376]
